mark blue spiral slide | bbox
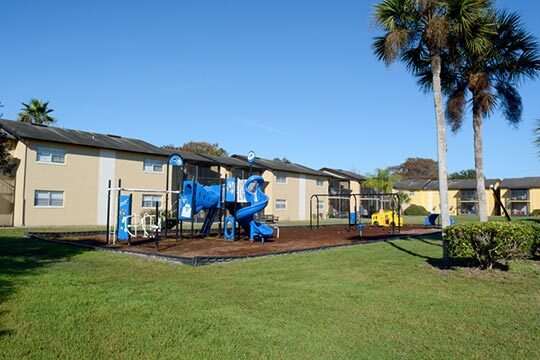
[235,175,274,241]
[179,175,273,241]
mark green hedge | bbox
[443,221,539,269]
[404,204,429,216]
[531,209,540,217]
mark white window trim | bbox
[142,194,163,209]
[143,159,164,174]
[36,146,67,166]
[275,199,287,211]
[276,174,287,184]
[34,190,65,208]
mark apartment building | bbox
[395,178,501,216]
[0,119,170,226]
[499,177,540,216]
[233,155,330,221]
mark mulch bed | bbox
[29,225,440,265]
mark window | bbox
[276,174,287,184]
[142,194,162,208]
[143,159,163,173]
[511,189,528,201]
[316,179,324,187]
[460,190,477,202]
[275,199,287,210]
[511,202,529,216]
[36,147,66,164]
[34,191,64,207]
[317,200,324,210]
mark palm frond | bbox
[493,81,522,126]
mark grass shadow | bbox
[386,236,509,271]
[0,235,90,338]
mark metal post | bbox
[155,201,159,250]
[114,179,121,245]
[165,160,170,238]
[179,167,184,241]
[106,179,111,244]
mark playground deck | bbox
[46,225,440,260]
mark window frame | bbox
[36,146,66,165]
[275,174,287,184]
[275,199,287,211]
[34,190,64,208]
[142,194,163,209]
[316,179,325,187]
[510,189,529,201]
[316,200,324,210]
[143,158,164,173]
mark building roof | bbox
[161,148,217,166]
[0,119,168,156]
[394,179,432,191]
[424,178,500,190]
[198,154,264,170]
[500,177,540,189]
[232,155,327,177]
[320,168,366,182]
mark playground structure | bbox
[105,153,276,245]
[310,192,402,233]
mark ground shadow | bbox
[0,235,89,338]
[386,235,509,271]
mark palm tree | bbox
[364,168,399,193]
[373,0,488,230]
[535,120,540,157]
[441,11,540,221]
[17,99,56,124]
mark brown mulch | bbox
[56,225,440,258]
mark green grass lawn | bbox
[1,228,539,359]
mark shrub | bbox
[531,209,540,217]
[404,204,429,216]
[519,220,540,259]
[444,222,536,269]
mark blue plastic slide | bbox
[235,175,274,241]
[179,181,221,235]
[423,213,455,226]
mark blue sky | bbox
[1,0,539,178]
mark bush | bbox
[444,222,536,269]
[520,220,540,259]
[404,204,429,216]
[531,209,540,217]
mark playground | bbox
[46,224,438,260]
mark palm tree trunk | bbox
[431,54,450,261]
[473,103,488,221]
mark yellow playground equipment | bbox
[371,210,403,227]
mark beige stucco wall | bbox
[10,139,170,227]
[18,140,101,226]
[114,151,167,221]
[531,189,540,212]
[401,188,498,216]
[262,170,329,221]
[500,188,540,215]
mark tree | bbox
[273,157,291,163]
[388,157,438,180]
[373,0,483,230]
[17,99,56,124]
[364,168,400,193]
[441,11,540,221]
[449,169,476,179]
[162,141,228,156]
[0,131,16,176]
